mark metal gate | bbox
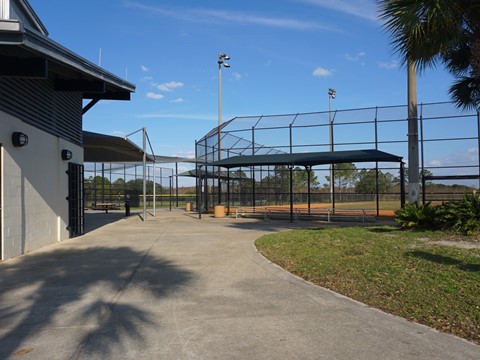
[67,162,84,237]
[0,145,2,259]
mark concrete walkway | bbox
[0,210,478,360]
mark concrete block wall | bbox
[1,111,83,260]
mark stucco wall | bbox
[1,111,83,260]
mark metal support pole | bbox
[204,142,208,213]
[175,162,179,208]
[252,127,256,208]
[400,162,406,208]
[101,163,105,204]
[329,93,334,205]
[289,165,294,223]
[218,62,223,159]
[375,107,379,216]
[160,168,163,206]
[227,169,231,215]
[198,168,203,220]
[153,163,156,216]
[93,162,97,206]
[306,166,311,215]
[478,111,480,190]
[420,104,426,205]
[142,127,147,221]
[195,141,201,219]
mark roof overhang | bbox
[83,131,154,163]
[207,149,403,169]
[0,21,135,101]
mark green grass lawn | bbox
[255,226,480,344]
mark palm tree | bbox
[378,0,480,110]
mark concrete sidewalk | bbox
[0,210,478,359]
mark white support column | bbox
[0,0,10,20]
[153,162,156,217]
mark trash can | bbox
[214,205,225,218]
[185,202,192,211]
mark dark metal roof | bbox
[0,18,135,100]
[207,149,403,169]
[83,131,154,163]
[83,132,200,164]
[177,169,247,180]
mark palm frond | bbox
[448,76,480,111]
[377,0,464,71]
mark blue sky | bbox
[28,0,475,185]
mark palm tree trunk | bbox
[408,60,420,204]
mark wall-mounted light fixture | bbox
[61,149,73,161]
[12,132,29,147]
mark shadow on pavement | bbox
[84,211,133,233]
[0,246,193,358]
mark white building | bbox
[0,0,135,260]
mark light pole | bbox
[218,53,230,204]
[328,88,336,205]
[218,53,230,159]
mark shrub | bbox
[394,202,440,230]
[440,193,480,235]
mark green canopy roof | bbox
[177,169,247,180]
[207,149,403,169]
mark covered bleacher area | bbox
[205,149,405,223]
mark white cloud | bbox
[123,1,337,31]
[170,98,185,103]
[299,0,378,22]
[112,130,125,136]
[232,72,242,80]
[427,147,479,168]
[157,81,184,92]
[146,92,164,100]
[345,52,366,61]
[379,60,400,70]
[313,67,333,77]
[141,65,149,72]
[428,160,442,166]
[467,147,478,155]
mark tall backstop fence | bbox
[84,162,176,210]
[195,102,480,216]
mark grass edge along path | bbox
[255,226,480,344]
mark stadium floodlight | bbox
[328,88,336,99]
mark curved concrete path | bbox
[0,210,478,359]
